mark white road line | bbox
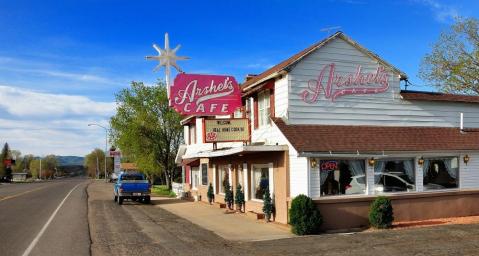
[22,182,82,256]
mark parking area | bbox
[88,180,479,256]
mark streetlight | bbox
[88,123,108,182]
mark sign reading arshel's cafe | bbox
[171,73,242,116]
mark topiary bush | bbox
[262,186,273,222]
[289,194,322,235]
[368,196,394,229]
[235,184,245,212]
[207,183,214,204]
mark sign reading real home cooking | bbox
[203,118,250,143]
[171,73,242,116]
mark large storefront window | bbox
[252,165,269,200]
[320,160,365,196]
[374,159,415,193]
[423,157,458,190]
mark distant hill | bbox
[56,156,84,166]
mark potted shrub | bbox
[289,194,322,235]
[207,183,214,204]
[263,187,273,222]
[224,182,234,210]
[235,184,245,212]
[369,196,394,229]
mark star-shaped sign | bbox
[146,33,189,72]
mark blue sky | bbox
[0,0,478,156]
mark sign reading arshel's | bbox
[203,118,250,143]
[300,63,390,103]
[171,73,242,116]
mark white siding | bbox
[287,37,479,128]
[183,126,189,145]
[195,117,204,144]
[274,75,289,118]
[460,153,479,189]
[290,153,309,197]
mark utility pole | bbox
[88,123,109,182]
[39,157,42,180]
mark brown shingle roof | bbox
[401,90,479,104]
[273,118,479,153]
[241,31,407,92]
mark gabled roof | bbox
[401,90,479,104]
[273,118,479,153]
[242,31,408,92]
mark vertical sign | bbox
[109,151,122,174]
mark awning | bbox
[175,145,187,166]
[182,145,288,159]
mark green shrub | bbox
[224,182,234,210]
[368,196,394,229]
[289,194,322,235]
[207,183,215,204]
[235,184,245,211]
[262,187,273,222]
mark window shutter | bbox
[270,89,275,118]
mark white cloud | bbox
[0,85,115,156]
[0,85,115,117]
[416,0,460,23]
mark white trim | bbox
[243,163,249,200]
[268,162,274,196]
[212,164,216,194]
[228,164,232,187]
[183,145,288,159]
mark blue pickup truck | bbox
[114,172,151,205]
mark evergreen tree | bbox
[235,184,245,212]
[207,183,214,204]
[224,181,234,210]
[0,143,11,180]
[263,186,273,222]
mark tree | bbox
[110,81,183,189]
[262,186,273,222]
[29,159,40,179]
[235,184,245,212]
[420,18,479,94]
[0,143,12,180]
[84,149,112,178]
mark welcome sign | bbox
[171,73,242,116]
[203,118,250,143]
[300,63,390,103]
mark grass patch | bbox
[151,185,176,197]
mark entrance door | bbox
[191,167,200,190]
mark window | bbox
[201,163,208,186]
[319,159,366,196]
[218,165,229,194]
[251,165,269,200]
[237,164,243,187]
[191,167,200,190]
[258,90,271,127]
[423,157,458,190]
[374,159,415,193]
[188,125,196,144]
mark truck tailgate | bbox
[121,181,149,193]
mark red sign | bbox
[171,73,242,116]
[320,160,338,172]
[300,63,390,103]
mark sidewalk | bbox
[151,197,294,241]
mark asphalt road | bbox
[0,178,90,256]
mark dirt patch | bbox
[392,215,479,229]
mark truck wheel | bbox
[144,196,151,204]
[118,196,123,205]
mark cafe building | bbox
[176,31,479,230]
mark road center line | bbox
[21,182,82,256]
[0,185,50,202]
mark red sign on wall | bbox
[171,73,242,116]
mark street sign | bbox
[109,151,121,157]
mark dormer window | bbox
[258,90,271,127]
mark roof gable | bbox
[242,32,407,92]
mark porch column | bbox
[268,162,274,195]
[243,163,248,200]
[228,164,232,186]
[212,164,216,194]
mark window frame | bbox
[201,163,208,186]
[218,165,228,195]
[422,156,460,191]
[318,159,367,197]
[251,164,270,202]
[191,167,200,190]
[257,90,271,127]
[373,158,416,194]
